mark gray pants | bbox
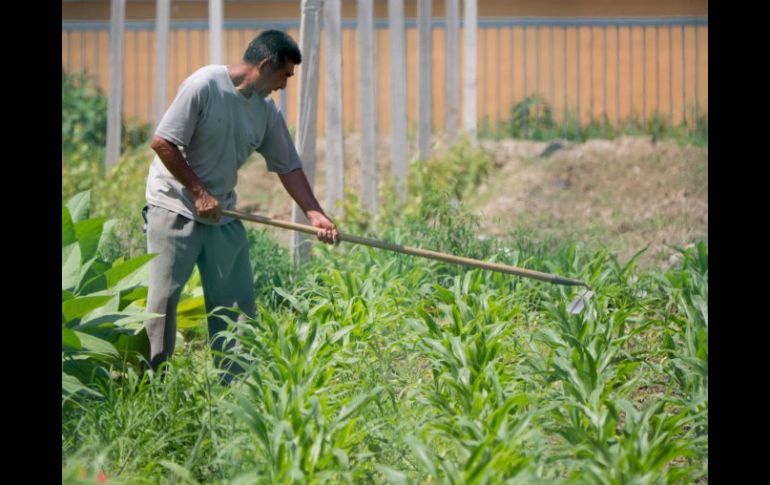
[144,204,255,383]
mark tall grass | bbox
[62,80,707,482]
[63,190,708,482]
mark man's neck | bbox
[227,62,257,97]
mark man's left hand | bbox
[307,210,339,245]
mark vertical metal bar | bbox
[463,0,479,139]
[522,24,527,135]
[603,25,607,136]
[106,0,126,169]
[134,31,139,132]
[655,24,660,133]
[166,29,176,104]
[628,26,633,130]
[323,0,344,214]
[94,30,100,84]
[481,25,486,134]
[535,25,540,95]
[358,0,377,214]
[563,25,567,137]
[510,26,514,117]
[576,26,580,133]
[390,0,409,199]
[694,24,699,118]
[353,25,359,133]
[669,24,673,127]
[67,32,72,74]
[535,25,540,134]
[293,0,324,260]
[225,24,229,63]
[681,24,686,126]
[550,25,555,129]
[201,26,206,66]
[148,29,153,124]
[169,27,175,105]
[80,31,86,74]
[522,24,527,98]
[496,26,501,137]
[589,25,593,125]
[616,25,619,129]
[642,25,646,127]
[209,0,223,64]
[153,0,173,126]
[444,0,459,140]
[280,23,289,116]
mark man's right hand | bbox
[151,136,220,222]
[193,189,221,221]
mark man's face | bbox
[257,61,296,97]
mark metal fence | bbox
[62,16,707,137]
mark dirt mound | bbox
[474,136,708,268]
[235,135,707,269]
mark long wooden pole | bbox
[222,209,588,287]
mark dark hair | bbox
[243,30,302,68]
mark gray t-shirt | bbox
[146,64,302,225]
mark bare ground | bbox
[235,135,708,270]
[473,136,708,269]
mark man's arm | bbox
[150,135,221,221]
[277,168,338,244]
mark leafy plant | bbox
[62,190,157,402]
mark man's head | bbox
[244,30,302,70]
[242,30,301,97]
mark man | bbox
[144,30,337,383]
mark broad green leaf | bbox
[62,243,82,291]
[119,286,148,309]
[62,371,101,398]
[113,330,149,358]
[73,331,119,357]
[176,296,206,329]
[78,310,162,333]
[75,217,106,263]
[66,190,91,223]
[62,295,113,323]
[62,207,76,246]
[177,295,205,314]
[96,218,117,255]
[62,327,81,350]
[80,293,121,322]
[80,253,156,294]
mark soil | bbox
[234,135,707,270]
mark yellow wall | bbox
[62,1,708,20]
[62,1,708,132]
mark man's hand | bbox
[193,189,221,222]
[307,210,339,245]
[277,169,338,245]
[151,135,219,221]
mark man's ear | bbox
[256,58,271,73]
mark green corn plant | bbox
[219,304,383,483]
